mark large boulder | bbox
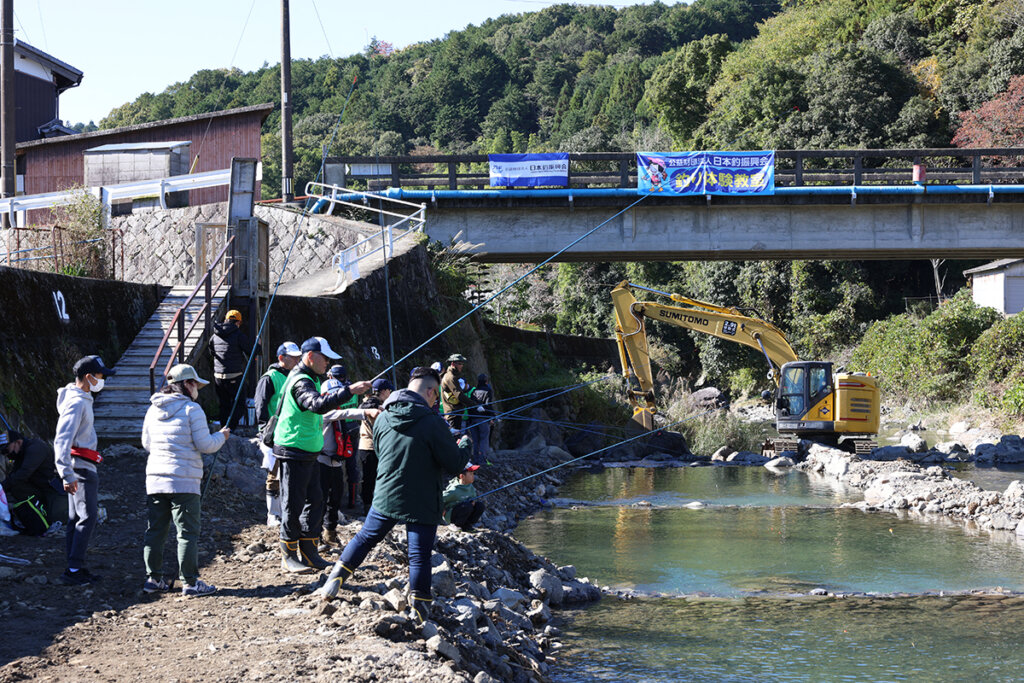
[689,387,728,410]
[529,568,564,606]
[867,445,912,461]
[900,433,927,453]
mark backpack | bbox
[9,494,48,536]
[332,424,354,460]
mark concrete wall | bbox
[0,267,163,437]
[109,203,372,287]
[426,199,1024,262]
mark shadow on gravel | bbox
[0,450,264,669]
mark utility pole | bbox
[1,0,15,230]
[280,0,294,203]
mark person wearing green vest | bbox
[253,341,302,527]
[273,337,370,573]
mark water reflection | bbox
[552,595,1024,683]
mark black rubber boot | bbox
[320,561,354,601]
[298,538,332,570]
[410,593,432,625]
[279,540,315,574]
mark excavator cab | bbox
[775,361,833,427]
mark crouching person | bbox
[443,464,485,532]
[321,367,471,624]
[142,364,229,596]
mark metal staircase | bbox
[93,237,235,442]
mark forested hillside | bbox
[92,0,1024,401]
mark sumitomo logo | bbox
[659,310,709,326]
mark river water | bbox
[515,466,1024,682]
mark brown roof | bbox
[16,103,276,150]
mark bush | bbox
[970,312,1024,382]
[850,289,1000,401]
[672,409,768,456]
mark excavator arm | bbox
[612,280,798,429]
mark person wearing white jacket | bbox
[141,364,229,597]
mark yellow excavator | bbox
[611,281,880,455]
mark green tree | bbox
[644,34,734,146]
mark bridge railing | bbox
[305,181,427,290]
[325,149,1024,191]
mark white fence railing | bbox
[0,168,232,225]
[305,181,427,290]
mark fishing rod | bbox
[203,75,360,498]
[471,407,722,503]
[369,194,650,382]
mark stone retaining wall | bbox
[110,203,373,286]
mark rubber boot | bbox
[298,538,332,570]
[348,483,359,509]
[280,540,315,574]
[324,527,340,546]
[410,593,432,625]
[320,561,354,601]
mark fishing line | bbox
[371,194,650,381]
[203,76,360,497]
[471,407,722,502]
[454,374,616,434]
[500,415,626,438]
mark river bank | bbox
[0,436,600,683]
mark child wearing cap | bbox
[141,364,229,596]
[53,355,115,585]
[442,464,486,532]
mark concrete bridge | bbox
[327,149,1024,262]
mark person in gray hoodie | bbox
[54,355,115,586]
[141,364,229,596]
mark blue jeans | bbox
[339,507,437,598]
[469,418,491,464]
[67,467,98,570]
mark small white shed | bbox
[964,259,1024,315]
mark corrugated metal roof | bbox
[85,141,191,153]
[963,258,1024,276]
[15,103,275,151]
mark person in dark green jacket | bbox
[321,366,470,623]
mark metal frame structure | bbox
[304,180,427,290]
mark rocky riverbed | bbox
[0,435,601,683]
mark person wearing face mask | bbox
[140,364,229,596]
[53,355,116,585]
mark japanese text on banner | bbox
[637,151,775,196]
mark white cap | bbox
[301,336,342,360]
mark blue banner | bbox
[637,151,775,196]
[489,153,569,187]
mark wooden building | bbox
[13,39,83,142]
[15,103,274,217]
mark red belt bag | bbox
[71,447,103,464]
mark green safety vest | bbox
[273,371,324,453]
[263,367,289,416]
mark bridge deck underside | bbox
[427,195,1024,262]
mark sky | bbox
[12,0,659,125]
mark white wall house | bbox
[964,259,1024,315]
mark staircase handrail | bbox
[303,181,427,290]
[149,235,235,394]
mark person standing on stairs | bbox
[53,355,115,585]
[211,309,259,431]
[273,337,370,573]
[254,341,302,527]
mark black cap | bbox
[73,355,116,379]
[477,373,489,384]
[328,364,347,379]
